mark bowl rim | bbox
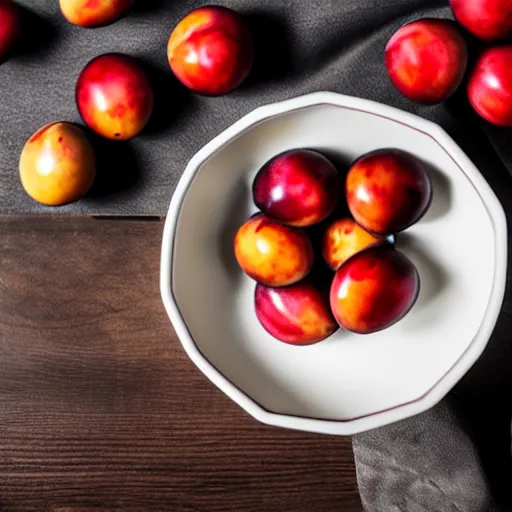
[160,91,508,436]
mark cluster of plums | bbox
[234,148,432,345]
[0,0,254,205]
[385,0,512,126]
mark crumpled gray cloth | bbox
[353,400,495,512]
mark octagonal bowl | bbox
[160,91,507,435]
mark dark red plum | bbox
[346,149,432,236]
[330,246,420,334]
[450,0,512,41]
[253,149,340,227]
[0,0,20,62]
[322,218,388,271]
[59,0,134,27]
[76,53,154,140]
[467,46,512,126]
[167,6,254,95]
[385,19,468,104]
[234,214,314,287]
[255,281,338,345]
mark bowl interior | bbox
[171,103,495,421]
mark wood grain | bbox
[0,216,361,512]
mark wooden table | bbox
[0,216,362,512]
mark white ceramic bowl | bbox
[160,92,507,435]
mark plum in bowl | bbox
[160,92,506,435]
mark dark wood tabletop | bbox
[0,216,362,512]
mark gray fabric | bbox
[354,400,495,512]
[1,0,509,214]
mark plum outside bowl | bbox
[160,91,507,435]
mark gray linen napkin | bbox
[354,400,495,511]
